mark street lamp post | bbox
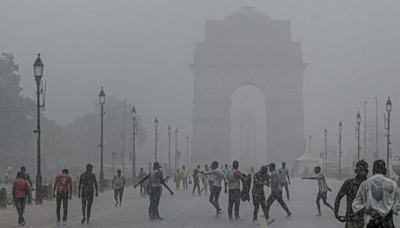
[175,129,178,171]
[168,126,171,176]
[186,135,189,168]
[131,105,137,179]
[356,112,361,161]
[99,87,106,193]
[309,135,312,154]
[375,97,379,160]
[338,121,343,180]
[384,97,392,178]
[324,128,328,175]
[154,118,159,162]
[364,102,367,161]
[33,54,44,204]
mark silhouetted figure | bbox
[78,164,98,224]
[278,162,290,201]
[335,160,369,228]
[13,172,31,226]
[353,160,400,228]
[192,165,201,196]
[112,169,126,207]
[53,169,73,226]
[227,160,245,221]
[252,166,270,225]
[303,166,334,216]
[182,166,189,190]
[200,161,227,218]
[134,162,173,221]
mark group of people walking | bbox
[10,158,399,227]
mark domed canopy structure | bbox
[226,6,270,19]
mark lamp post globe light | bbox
[356,111,361,161]
[175,129,178,170]
[385,97,392,178]
[99,87,105,193]
[324,128,328,175]
[168,125,171,176]
[154,118,159,162]
[33,54,44,204]
[131,105,137,179]
[338,121,342,180]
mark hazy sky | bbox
[1,0,400,161]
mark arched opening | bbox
[230,85,266,168]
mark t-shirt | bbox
[223,168,230,177]
[204,168,227,187]
[113,174,126,190]
[316,173,328,193]
[13,178,28,199]
[337,177,364,222]
[278,167,289,183]
[79,171,98,192]
[55,174,73,192]
[181,170,189,178]
[270,170,282,194]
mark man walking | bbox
[134,162,174,221]
[13,172,30,226]
[223,164,229,177]
[53,169,73,226]
[200,164,208,195]
[193,165,201,196]
[20,167,34,191]
[335,160,369,228]
[206,164,215,193]
[252,166,270,225]
[112,169,126,207]
[352,160,400,228]
[200,161,227,218]
[303,166,334,216]
[182,166,189,190]
[278,162,291,201]
[227,161,245,221]
[78,164,98,224]
[265,163,293,224]
[138,168,147,197]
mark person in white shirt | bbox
[200,161,228,218]
[182,166,189,190]
[112,169,126,207]
[352,160,400,228]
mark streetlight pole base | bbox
[35,174,42,204]
[99,172,104,193]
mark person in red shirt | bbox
[53,169,73,226]
[13,172,30,226]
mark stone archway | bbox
[189,6,307,166]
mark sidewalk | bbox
[0,186,143,228]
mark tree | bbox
[0,53,36,169]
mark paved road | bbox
[1,178,400,228]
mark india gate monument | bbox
[190,6,307,167]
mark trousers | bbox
[149,186,161,218]
[281,182,290,199]
[209,186,222,214]
[56,191,69,221]
[193,181,200,195]
[252,191,268,221]
[265,191,291,219]
[15,198,26,224]
[81,191,94,219]
[228,189,241,218]
[182,177,188,190]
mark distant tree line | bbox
[0,53,148,178]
